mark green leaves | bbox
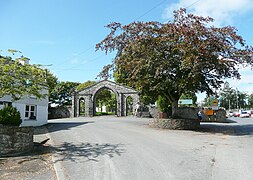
[96,8,253,116]
[0,105,22,126]
[50,81,80,105]
[0,52,48,100]
[76,80,96,91]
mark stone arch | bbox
[79,97,85,116]
[125,95,133,116]
[72,80,140,117]
[92,87,117,116]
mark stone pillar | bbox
[76,97,80,117]
[85,94,93,117]
[123,95,127,116]
[116,93,123,116]
[132,94,140,115]
[71,95,76,117]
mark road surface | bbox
[47,116,253,180]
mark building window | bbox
[25,105,37,120]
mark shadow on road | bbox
[198,123,253,136]
[51,142,126,162]
[46,121,94,133]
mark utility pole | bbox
[236,88,239,111]
[229,99,231,111]
[39,64,52,82]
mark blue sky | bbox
[1,0,253,101]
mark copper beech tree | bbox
[96,8,253,117]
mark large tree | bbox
[0,50,49,100]
[96,8,253,117]
[45,70,58,100]
[76,80,96,91]
[50,81,80,106]
[219,82,236,110]
[219,82,248,110]
[248,93,253,109]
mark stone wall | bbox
[149,118,200,130]
[149,106,227,122]
[175,107,227,122]
[0,125,34,156]
[48,106,71,119]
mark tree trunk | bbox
[171,99,179,118]
[163,92,180,119]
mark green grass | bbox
[95,112,115,116]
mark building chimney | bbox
[18,56,30,65]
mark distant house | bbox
[0,57,48,127]
[0,90,48,127]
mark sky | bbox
[1,0,253,101]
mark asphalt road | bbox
[47,116,253,180]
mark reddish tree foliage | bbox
[96,8,253,117]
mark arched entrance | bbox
[79,97,85,116]
[126,96,133,116]
[93,87,117,116]
[72,80,140,117]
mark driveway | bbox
[47,116,253,180]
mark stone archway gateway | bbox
[72,80,140,117]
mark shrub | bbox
[157,95,169,112]
[0,105,22,126]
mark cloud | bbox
[70,58,88,65]
[163,0,253,26]
[227,67,253,93]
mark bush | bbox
[157,95,169,112]
[0,105,22,126]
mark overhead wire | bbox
[51,0,170,73]
[53,0,202,73]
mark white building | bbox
[0,57,48,127]
[0,90,48,127]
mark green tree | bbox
[96,9,253,117]
[50,81,80,106]
[203,96,213,107]
[0,50,49,100]
[238,91,248,109]
[219,82,248,110]
[248,93,253,109]
[179,93,197,106]
[76,80,96,91]
[106,93,117,113]
[45,70,58,99]
[219,82,236,110]
[95,88,115,112]
[157,95,170,113]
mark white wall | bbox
[0,90,48,127]
[96,105,107,113]
[20,105,48,127]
